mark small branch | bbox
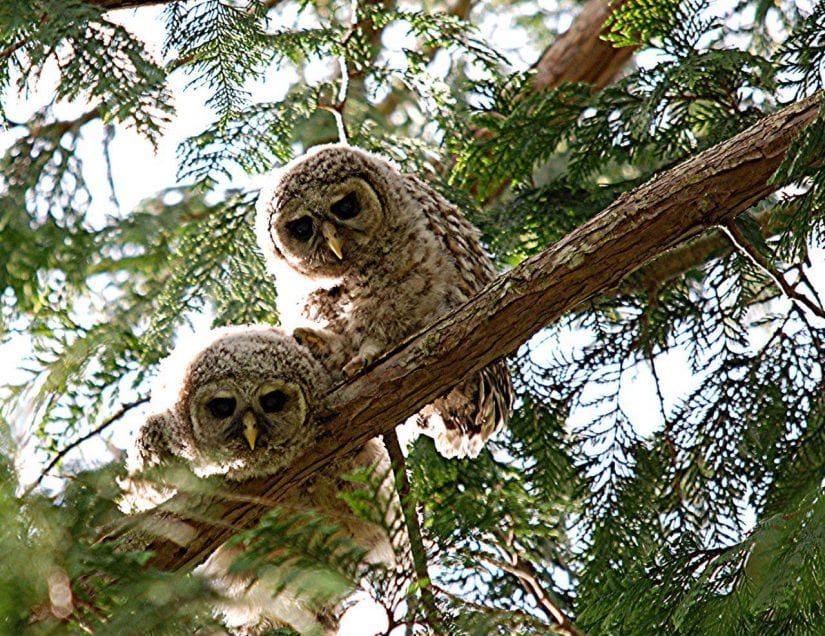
[478,553,582,636]
[722,221,825,320]
[383,430,439,632]
[88,0,188,9]
[25,107,102,141]
[324,0,360,144]
[793,260,825,308]
[29,397,149,493]
[531,0,634,93]
[430,583,548,626]
[0,12,49,64]
[622,205,788,296]
[102,123,121,210]
[642,333,683,504]
[0,37,28,63]
[656,400,683,501]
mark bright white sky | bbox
[1,1,824,631]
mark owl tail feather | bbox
[416,360,514,459]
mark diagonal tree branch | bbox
[88,0,171,8]
[28,397,149,494]
[531,0,634,93]
[624,206,787,295]
[722,220,825,319]
[114,92,821,573]
[473,0,635,204]
[478,554,581,636]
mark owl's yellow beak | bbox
[242,411,258,450]
[321,222,343,260]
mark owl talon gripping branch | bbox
[342,354,372,379]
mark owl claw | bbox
[293,327,323,346]
[343,355,372,379]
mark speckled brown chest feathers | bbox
[256,144,513,458]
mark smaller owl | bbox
[128,324,327,483]
[124,325,400,635]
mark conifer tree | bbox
[1,0,824,633]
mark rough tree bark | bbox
[532,0,634,92]
[116,91,821,572]
[472,0,634,203]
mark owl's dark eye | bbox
[260,389,287,413]
[330,192,360,220]
[207,396,236,419]
[286,217,313,242]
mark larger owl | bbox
[255,144,513,458]
[125,325,397,634]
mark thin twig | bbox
[643,337,683,505]
[0,11,49,63]
[431,583,549,625]
[102,123,121,210]
[722,222,825,320]
[29,397,149,493]
[382,430,440,633]
[0,37,28,63]
[479,553,583,636]
[334,59,351,144]
[793,262,825,309]
[328,0,360,144]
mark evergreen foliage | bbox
[1,0,824,633]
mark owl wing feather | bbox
[120,413,181,512]
[403,174,514,458]
[403,174,497,292]
[130,412,177,474]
